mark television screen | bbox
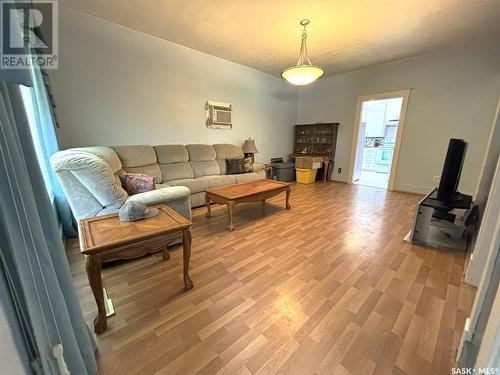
[437,138,467,201]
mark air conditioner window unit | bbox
[206,101,232,129]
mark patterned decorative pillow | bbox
[118,172,155,195]
[243,156,254,172]
[226,158,245,174]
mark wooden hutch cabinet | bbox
[290,123,339,181]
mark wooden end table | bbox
[79,204,193,333]
[205,179,291,231]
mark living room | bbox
[1,1,499,374]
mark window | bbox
[20,84,54,200]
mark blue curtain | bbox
[0,81,97,374]
[0,0,77,238]
[25,64,78,238]
[0,261,32,374]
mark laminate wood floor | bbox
[67,182,476,375]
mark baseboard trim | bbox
[330,177,348,183]
[392,182,434,194]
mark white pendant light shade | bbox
[281,65,324,86]
[282,19,324,86]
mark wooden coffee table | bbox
[79,204,193,333]
[205,179,291,231]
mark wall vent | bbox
[206,101,232,129]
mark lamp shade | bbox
[242,138,258,153]
[281,65,324,86]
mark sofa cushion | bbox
[243,156,254,172]
[186,144,216,161]
[128,185,190,204]
[126,186,192,221]
[199,175,236,188]
[154,145,189,164]
[213,143,244,160]
[113,145,157,167]
[122,164,162,182]
[190,191,207,208]
[154,145,194,181]
[214,144,244,174]
[226,158,245,174]
[235,172,264,184]
[50,149,128,220]
[160,162,194,181]
[119,173,155,196]
[71,146,122,173]
[113,145,162,182]
[252,163,266,172]
[190,160,221,178]
[164,178,209,194]
[155,182,171,189]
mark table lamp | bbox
[242,138,259,163]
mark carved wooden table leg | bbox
[182,229,194,290]
[226,200,235,231]
[285,188,291,210]
[85,254,107,334]
[322,160,331,182]
[205,194,212,219]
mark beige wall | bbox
[50,7,298,164]
[296,42,500,194]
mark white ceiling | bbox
[60,0,500,77]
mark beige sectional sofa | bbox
[51,143,265,222]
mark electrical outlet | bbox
[338,168,342,174]
[433,175,440,183]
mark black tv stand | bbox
[434,190,472,209]
[408,188,472,249]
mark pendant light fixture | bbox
[282,19,324,86]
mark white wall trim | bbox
[458,157,500,361]
[465,99,500,286]
[347,89,412,191]
[392,182,434,195]
[348,98,364,184]
[464,156,500,285]
[473,99,500,200]
[475,285,500,368]
[356,89,412,102]
[388,93,410,191]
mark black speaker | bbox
[437,138,467,202]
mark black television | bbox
[437,138,468,202]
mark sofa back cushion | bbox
[186,144,220,177]
[213,144,244,174]
[154,145,194,182]
[73,146,123,173]
[50,147,128,220]
[112,145,162,182]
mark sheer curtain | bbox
[21,63,78,238]
[0,81,97,374]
